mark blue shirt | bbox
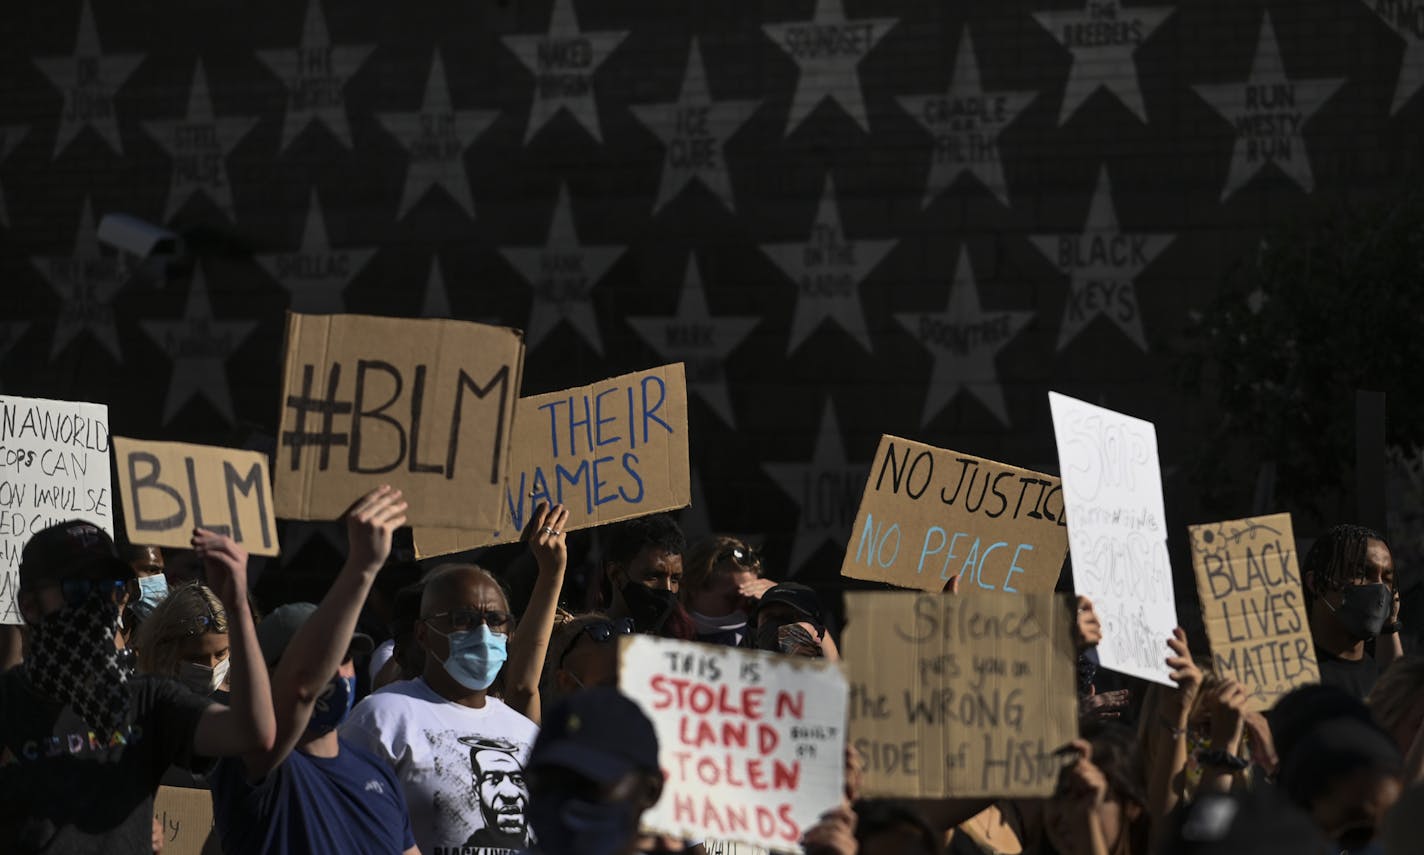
[211,737,415,855]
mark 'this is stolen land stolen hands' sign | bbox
[0,396,112,624]
[1049,392,1178,686]
[275,313,524,534]
[114,437,280,556]
[844,592,1078,799]
[619,634,847,853]
[414,364,690,557]
[841,435,1068,594]
[1189,513,1319,711]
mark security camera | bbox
[97,213,182,259]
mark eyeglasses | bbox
[558,618,636,668]
[424,609,514,633]
[57,578,129,608]
[716,545,760,568]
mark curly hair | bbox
[1301,524,1386,609]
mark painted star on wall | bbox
[762,0,897,135]
[500,184,625,354]
[0,323,30,390]
[32,0,144,158]
[32,198,129,362]
[1192,13,1343,200]
[629,38,759,214]
[421,257,452,318]
[377,49,498,220]
[897,28,1036,207]
[1364,1,1424,115]
[502,0,628,144]
[894,247,1033,426]
[763,400,867,577]
[0,126,28,227]
[258,190,376,313]
[140,267,257,424]
[626,255,758,426]
[760,175,895,354]
[1029,167,1174,351]
[1032,0,1174,125]
[257,0,374,151]
[141,61,258,222]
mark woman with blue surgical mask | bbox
[135,582,230,698]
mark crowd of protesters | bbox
[0,484,1420,855]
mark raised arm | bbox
[191,530,277,758]
[1145,628,1202,821]
[243,486,407,780]
[502,502,569,724]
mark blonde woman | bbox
[135,582,231,697]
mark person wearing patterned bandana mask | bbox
[0,520,276,855]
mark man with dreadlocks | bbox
[1303,524,1405,699]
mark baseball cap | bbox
[756,582,824,625]
[1163,788,1326,855]
[18,520,134,591]
[530,687,660,785]
[256,603,375,667]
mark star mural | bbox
[629,38,759,214]
[896,27,1036,207]
[141,61,258,222]
[894,247,1033,426]
[760,175,895,354]
[763,399,867,577]
[0,126,27,227]
[1192,12,1344,200]
[140,266,258,424]
[502,0,628,144]
[421,257,452,318]
[762,0,897,135]
[626,255,758,426]
[0,323,30,390]
[1364,1,1424,115]
[377,49,498,220]
[1032,0,1174,125]
[31,197,129,362]
[1029,167,1174,351]
[257,0,374,151]
[258,190,376,313]
[32,0,144,158]
[500,184,625,354]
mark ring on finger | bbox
[540,526,555,535]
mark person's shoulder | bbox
[483,696,538,735]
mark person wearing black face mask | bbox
[600,515,696,640]
[750,583,840,660]
[1304,525,1405,700]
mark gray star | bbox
[32,0,144,158]
[0,323,30,389]
[377,49,498,220]
[629,38,759,213]
[257,0,374,151]
[1032,0,1174,125]
[31,197,129,362]
[894,247,1032,426]
[762,0,897,135]
[763,400,867,577]
[0,125,27,227]
[500,184,624,354]
[1192,13,1343,200]
[1029,167,1174,351]
[141,266,257,424]
[627,255,758,426]
[678,468,715,545]
[421,257,452,318]
[141,61,258,221]
[258,190,376,313]
[760,175,895,354]
[502,0,628,143]
[1364,1,1424,115]
[897,28,1035,207]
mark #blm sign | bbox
[275,313,524,535]
[1189,513,1319,711]
[619,634,847,853]
[1048,392,1178,687]
[0,396,111,625]
[844,591,1078,799]
[842,435,1069,594]
[414,364,690,557]
[114,437,280,556]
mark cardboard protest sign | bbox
[619,634,847,852]
[1189,513,1319,710]
[841,435,1068,593]
[844,591,1078,799]
[274,313,524,534]
[413,364,691,556]
[113,437,279,556]
[153,785,217,855]
[0,396,112,624]
[1049,392,1177,686]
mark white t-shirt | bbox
[368,638,395,683]
[342,677,538,855]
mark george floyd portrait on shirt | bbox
[461,735,533,852]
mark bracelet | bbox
[1380,620,1403,635]
[1196,749,1249,771]
[1159,715,1186,739]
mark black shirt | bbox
[1314,647,1379,700]
[0,668,211,854]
